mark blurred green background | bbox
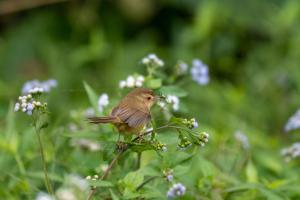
[1,0,300,199]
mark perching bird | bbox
[88,88,157,135]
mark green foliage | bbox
[1,0,300,199]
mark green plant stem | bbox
[34,125,54,197]
[136,152,141,169]
[136,176,159,191]
[14,154,26,175]
[86,124,175,200]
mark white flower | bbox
[22,79,57,94]
[119,80,127,88]
[101,164,109,172]
[167,183,186,198]
[56,188,76,200]
[35,192,53,200]
[234,130,249,149]
[166,95,180,111]
[14,103,20,112]
[68,174,89,191]
[119,75,145,88]
[285,109,300,132]
[191,59,209,85]
[98,93,109,112]
[281,142,300,161]
[126,76,135,87]
[141,53,164,67]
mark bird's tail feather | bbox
[88,116,118,124]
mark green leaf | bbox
[246,160,258,183]
[146,78,162,89]
[159,86,187,97]
[36,113,49,130]
[258,188,284,200]
[83,81,98,113]
[88,180,114,187]
[110,189,120,200]
[122,171,144,191]
[225,183,256,193]
[129,142,156,153]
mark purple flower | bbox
[190,59,209,85]
[167,183,186,198]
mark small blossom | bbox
[56,188,76,200]
[234,130,249,149]
[156,142,167,152]
[281,142,300,161]
[22,79,57,94]
[86,176,91,180]
[167,174,173,182]
[101,164,109,172]
[167,183,186,198]
[35,192,53,200]
[191,59,209,85]
[67,174,89,191]
[119,75,145,89]
[14,103,20,112]
[84,107,95,118]
[163,169,174,182]
[98,93,109,112]
[142,53,164,67]
[176,61,188,74]
[285,109,300,132]
[165,95,180,111]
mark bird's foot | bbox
[116,141,128,152]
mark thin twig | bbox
[136,176,159,191]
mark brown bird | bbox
[88,88,157,135]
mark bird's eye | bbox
[147,96,152,100]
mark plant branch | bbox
[86,124,174,200]
[34,125,54,197]
[136,176,160,191]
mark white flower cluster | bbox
[284,109,300,132]
[281,142,300,162]
[234,130,250,149]
[98,93,109,112]
[142,53,164,67]
[197,132,209,147]
[191,59,209,85]
[22,79,57,94]
[14,91,47,115]
[158,95,180,111]
[167,183,186,198]
[86,174,99,181]
[119,75,145,88]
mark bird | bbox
[88,88,157,135]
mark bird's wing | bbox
[111,104,151,128]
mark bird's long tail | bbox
[88,116,119,124]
